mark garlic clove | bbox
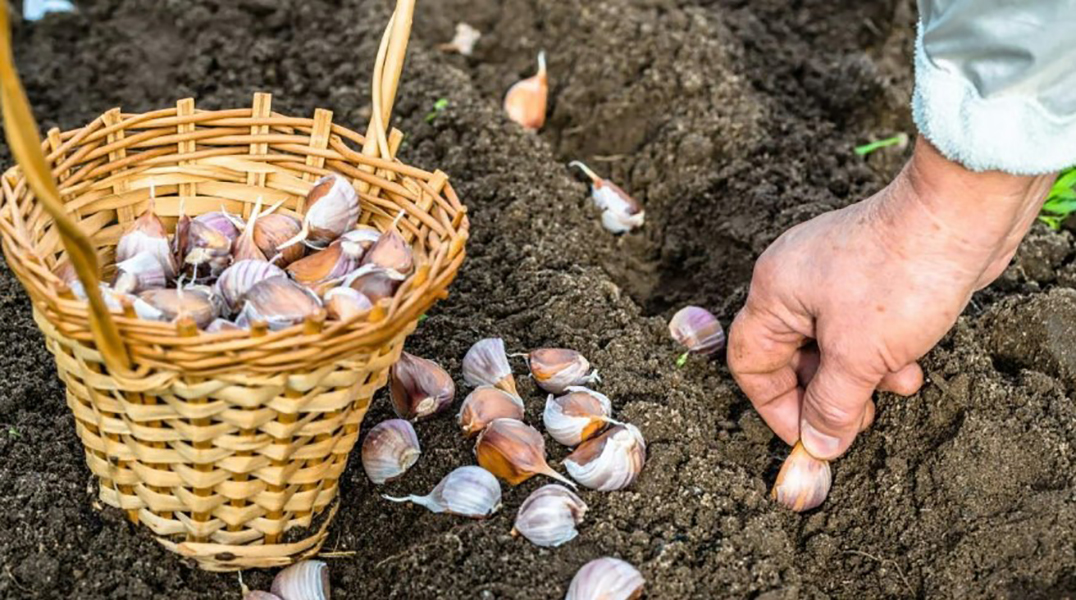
[570,161,645,234]
[255,213,305,267]
[437,22,481,56]
[458,386,525,438]
[475,418,575,487]
[512,484,587,548]
[390,352,456,421]
[342,264,406,303]
[236,276,322,331]
[543,386,614,447]
[504,51,548,131]
[526,348,600,394]
[206,318,243,333]
[771,441,832,512]
[286,242,360,287]
[323,287,373,321]
[138,287,219,329]
[193,210,242,243]
[113,252,168,295]
[361,225,413,275]
[462,338,518,397]
[362,419,421,485]
[99,284,166,322]
[116,200,177,280]
[281,173,361,249]
[214,259,287,314]
[183,219,233,281]
[171,206,191,269]
[244,592,282,600]
[383,465,501,519]
[565,557,645,600]
[668,306,725,359]
[270,560,330,600]
[564,423,646,491]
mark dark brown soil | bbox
[3,0,1076,598]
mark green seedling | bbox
[1038,167,1076,230]
[854,133,909,157]
[675,351,690,368]
[425,98,450,123]
[418,313,429,324]
[7,427,19,438]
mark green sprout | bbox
[854,133,909,157]
[7,427,19,438]
[1038,167,1076,230]
[425,98,450,123]
[418,313,429,324]
[675,351,690,368]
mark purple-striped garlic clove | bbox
[458,385,525,438]
[243,592,282,600]
[668,306,725,359]
[116,200,177,280]
[342,264,406,303]
[236,276,322,331]
[323,287,373,321]
[270,560,330,600]
[475,418,575,488]
[543,386,614,447]
[362,419,421,485]
[390,352,456,421]
[771,442,831,513]
[281,173,360,249]
[525,348,600,394]
[504,51,547,131]
[570,161,645,234]
[565,557,645,600]
[383,465,502,518]
[511,484,587,548]
[361,224,413,275]
[564,423,646,491]
[215,259,287,314]
[183,219,232,281]
[462,338,518,396]
[113,252,169,295]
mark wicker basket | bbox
[0,0,467,571]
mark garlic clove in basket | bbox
[342,264,406,303]
[183,219,233,281]
[323,287,373,321]
[462,338,518,397]
[668,306,725,358]
[390,352,456,421]
[243,592,282,600]
[340,225,381,255]
[98,284,166,322]
[232,200,269,263]
[116,200,177,280]
[504,51,548,131]
[362,419,421,485]
[565,557,645,600]
[361,221,413,275]
[138,287,219,329]
[564,423,646,491]
[215,259,287,314]
[286,242,362,287]
[194,210,242,242]
[270,560,330,600]
[205,318,243,333]
[236,276,322,331]
[171,203,191,269]
[255,213,306,267]
[771,442,831,513]
[113,252,169,295]
[458,385,525,438]
[383,465,502,518]
[512,484,587,548]
[543,387,615,447]
[281,173,361,250]
[475,418,575,487]
[569,161,645,234]
[525,348,600,394]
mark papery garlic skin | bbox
[98,284,166,322]
[475,418,575,487]
[270,560,330,600]
[544,387,613,447]
[565,557,644,600]
[206,318,243,333]
[237,276,322,331]
[504,51,548,131]
[215,259,287,314]
[564,424,646,491]
[113,252,168,295]
[527,348,600,394]
[383,465,502,518]
[390,352,456,421]
[362,419,421,485]
[458,386,525,438]
[116,203,177,279]
[438,22,481,56]
[323,287,373,321]
[462,338,518,396]
[669,306,725,355]
[512,484,587,548]
[771,442,831,512]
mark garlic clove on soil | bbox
[564,423,646,491]
[362,419,421,485]
[281,173,360,249]
[215,259,287,314]
[236,275,322,331]
[255,212,305,267]
[323,286,373,321]
[112,252,168,295]
[475,418,575,487]
[512,484,587,548]
[525,348,600,394]
[462,338,519,396]
[771,441,831,512]
[270,560,330,600]
[543,386,614,447]
[569,161,645,234]
[390,352,456,421]
[115,199,177,280]
[437,22,481,56]
[383,465,502,518]
[668,306,725,362]
[504,51,548,131]
[458,385,525,438]
[565,557,645,600]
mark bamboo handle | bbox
[0,4,131,373]
[361,0,416,166]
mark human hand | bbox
[728,136,1056,460]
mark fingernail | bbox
[801,421,841,460]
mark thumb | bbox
[799,358,879,460]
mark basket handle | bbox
[0,4,132,372]
[361,0,416,166]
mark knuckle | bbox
[810,398,862,429]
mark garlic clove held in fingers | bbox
[565,557,645,600]
[458,385,525,438]
[462,337,518,396]
[564,423,646,491]
[504,51,547,131]
[362,419,421,485]
[115,200,177,280]
[525,348,600,394]
[544,386,614,447]
[390,352,456,421]
[255,213,305,267]
[270,560,330,600]
[112,252,168,295]
[236,276,322,331]
[383,465,501,518]
[475,418,575,487]
[323,287,373,321]
[771,441,831,512]
[669,306,725,363]
[215,259,287,314]
[512,484,587,548]
[281,173,360,249]
[570,161,645,234]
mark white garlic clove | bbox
[771,441,832,512]
[183,219,232,281]
[286,242,361,287]
[138,287,219,329]
[255,213,305,267]
[504,51,547,131]
[383,465,502,519]
[458,385,525,438]
[362,419,421,485]
[565,557,645,600]
[544,386,614,447]
[668,306,725,358]
[462,338,518,396]
[526,348,600,394]
[270,560,330,600]
[361,226,413,275]
[215,259,287,314]
[116,200,177,280]
[99,284,166,322]
[236,276,322,331]
[342,264,406,303]
[194,210,242,242]
[281,173,361,249]
[437,22,481,56]
[244,592,282,600]
[113,252,168,295]
[512,484,587,548]
[390,352,456,421]
[205,318,243,333]
[570,161,645,234]
[475,418,575,488]
[564,423,646,491]
[323,287,373,321]
[340,225,382,250]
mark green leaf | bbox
[675,351,689,368]
[425,98,450,123]
[418,313,429,324]
[1038,215,1063,230]
[854,133,908,157]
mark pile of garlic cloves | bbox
[58,174,415,332]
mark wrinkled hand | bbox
[728,136,1055,460]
